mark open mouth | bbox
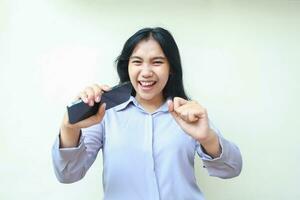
[138,81,157,90]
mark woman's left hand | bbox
[167,97,211,142]
[168,97,221,157]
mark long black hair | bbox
[115,27,189,100]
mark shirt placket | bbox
[145,113,161,200]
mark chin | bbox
[137,93,156,101]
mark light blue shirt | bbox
[52,96,242,200]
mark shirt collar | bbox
[114,96,171,113]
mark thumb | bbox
[93,103,106,122]
[167,100,181,121]
[98,102,106,115]
[76,103,106,128]
[167,99,174,112]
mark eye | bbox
[131,60,142,65]
[153,61,164,65]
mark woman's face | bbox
[128,38,170,105]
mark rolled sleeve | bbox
[51,122,104,183]
[52,134,86,172]
[196,120,243,179]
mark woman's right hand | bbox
[59,84,112,148]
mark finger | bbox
[192,111,202,119]
[187,113,200,122]
[171,100,191,122]
[173,103,189,116]
[173,97,188,110]
[91,84,103,102]
[192,105,207,119]
[77,103,106,128]
[179,110,189,122]
[167,100,183,123]
[94,84,112,102]
[78,91,88,103]
[97,103,106,116]
[90,103,106,123]
[100,84,112,92]
[85,87,96,106]
[173,103,198,122]
[167,99,174,112]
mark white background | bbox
[0,0,299,199]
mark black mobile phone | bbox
[67,82,132,124]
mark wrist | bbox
[59,125,81,148]
[198,129,221,158]
[60,124,80,136]
[197,128,216,145]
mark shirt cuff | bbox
[196,135,227,162]
[51,133,86,172]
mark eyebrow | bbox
[129,56,166,60]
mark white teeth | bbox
[139,81,155,86]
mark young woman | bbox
[52,27,242,200]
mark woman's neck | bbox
[135,95,165,113]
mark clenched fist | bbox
[167,97,221,158]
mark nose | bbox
[140,65,153,77]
